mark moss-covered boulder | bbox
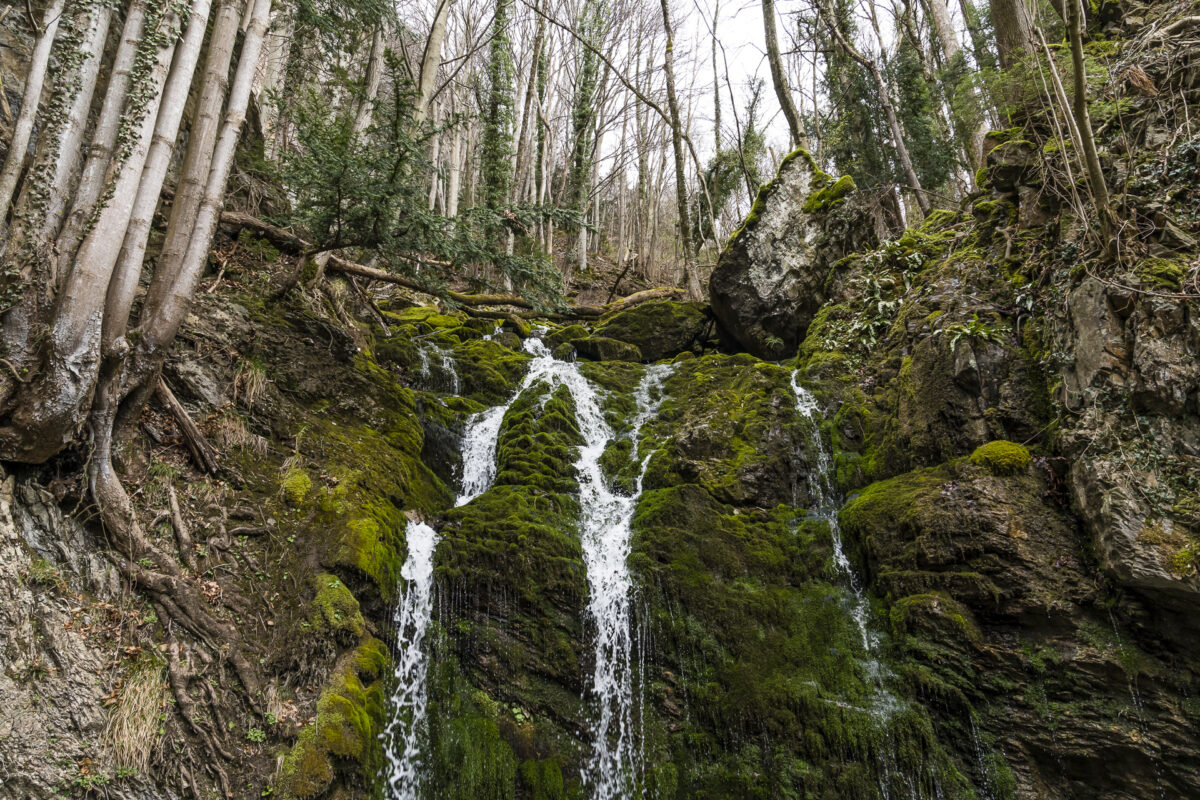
[594,300,711,362]
[642,354,810,508]
[571,336,643,362]
[969,440,1031,474]
[708,148,875,359]
[839,459,1200,797]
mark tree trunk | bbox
[989,0,1034,70]
[660,0,703,300]
[416,0,456,123]
[763,0,806,148]
[56,1,149,274]
[712,0,722,153]
[817,0,930,214]
[138,0,274,359]
[924,0,989,165]
[147,0,243,327]
[0,3,182,462]
[106,0,216,352]
[114,0,272,442]
[1063,0,1114,250]
[7,3,112,262]
[353,25,386,134]
[0,0,67,238]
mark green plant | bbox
[938,313,1005,349]
[247,727,267,743]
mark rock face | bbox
[708,150,874,359]
[1058,275,1200,610]
[0,474,167,800]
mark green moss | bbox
[641,355,801,506]
[519,758,566,800]
[802,174,855,213]
[450,338,531,404]
[968,440,1031,475]
[309,574,366,639]
[594,300,709,362]
[570,336,643,362]
[385,306,466,330]
[1135,257,1188,290]
[632,481,972,797]
[983,127,1026,148]
[275,639,389,799]
[312,411,452,599]
[281,467,312,507]
[545,325,589,347]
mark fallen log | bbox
[602,286,685,314]
[219,211,684,319]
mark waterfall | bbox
[473,334,672,798]
[437,345,460,396]
[790,372,903,709]
[384,334,670,799]
[790,372,876,652]
[415,342,459,395]
[577,363,673,800]
[382,521,440,799]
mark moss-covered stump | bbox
[594,300,712,362]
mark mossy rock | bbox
[802,173,855,213]
[385,306,467,330]
[449,338,531,405]
[968,440,1031,475]
[641,355,807,507]
[275,639,389,799]
[571,336,643,363]
[1135,257,1188,290]
[594,300,710,362]
[309,573,367,641]
[281,467,312,507]
[631,483,972,797]
[545,325,589,347]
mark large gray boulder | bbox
[708,149,873,359]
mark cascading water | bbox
[382,521,440,799]
[790,372,876,653]
[792,372,930,798]
[460,334,673,798]
[576,363,673,800]
[415,341,460,395]
[385,335,669,798]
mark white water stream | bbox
[790,372,876,652]
[385,336,671,799]
[578,363,673,800]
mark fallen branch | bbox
[168,485,197,572]
[156,379,220,475]
[603,286,685,314]
[220,211,691,319]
